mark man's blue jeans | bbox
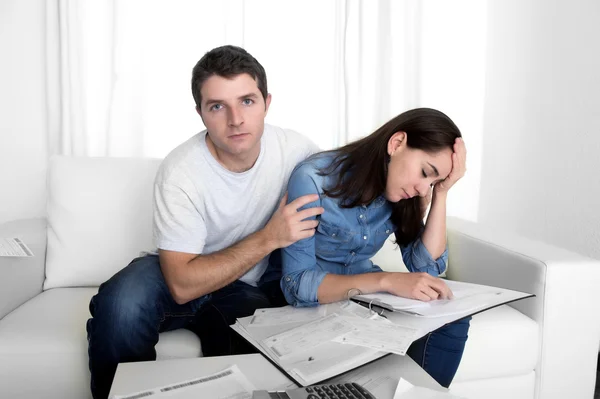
[86,254,285,399]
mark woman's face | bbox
[385,132,453,202]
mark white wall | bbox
[0,0,48,224]
[419,0,487,223]
[4,0,600,263]
[478,0,600,259]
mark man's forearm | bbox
[163,229,278,304]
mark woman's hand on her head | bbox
[380,272,453,301]
[434,137,467,194]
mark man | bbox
[86,45,322,399]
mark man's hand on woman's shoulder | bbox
[262,193,325,249]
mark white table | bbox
[110,353,446,398]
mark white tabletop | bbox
[110,353,445,399]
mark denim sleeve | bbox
[400,229,448,276]
[280,163,327,308]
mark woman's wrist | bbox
[432,188,448,202]
[377,272,392,293]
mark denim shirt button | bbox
[363,235,367,240]
[332,233,337,237]
[359,214,364,219]
[286,276,291,282]
[386,229,390,234]
[351,251,355,256]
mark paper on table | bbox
[0,237,34,257]
[333,316,419,355]
[291,343,383,382]
[250,306,327,325]
[394,378,468,398]
[233,305,387,386]
[110,364,256,399]
[263,313,357,359]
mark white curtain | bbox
[44,0,486,220]
[45,0,427,155]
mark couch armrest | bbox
[0,218,46,320]
[446,216,600,399]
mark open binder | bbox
[351,279,534,318]
[231,280,534,387]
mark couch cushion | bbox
[453,305,539,382]
[0,288,202,399]
[45,156,162,289]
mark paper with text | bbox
[333,316,419,355]
[250,306,326,325]
[0,237,33,257]
[290,343,382,382]
[233,305,387,386]
[110,365,255,399]
[263,313,356,359]
[354,279,522,317]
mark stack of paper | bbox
[231,301,419,386]
[232,280,533,387]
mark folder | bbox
[231,280,534,387]
[351,279,534,318]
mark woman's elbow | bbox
[281,280,318,307]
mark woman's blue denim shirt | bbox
[281,153,448,307]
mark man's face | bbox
[198,73,271,159]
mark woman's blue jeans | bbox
[86,254,285,399]
[407,316,471,388]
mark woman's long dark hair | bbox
[318,108,462,246]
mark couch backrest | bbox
[44,156,162,289]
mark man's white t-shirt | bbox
[153,124,319,286]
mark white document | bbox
[263,313,357,359]
[353,292,430,311]
[291,343,384,382]
[394,378,467,398]
[250,306,326,326]
[333,316,419,356]
[0,237,33,257]
[353,279,531,318]
[110,365,256,399]
[232,305,387,386]
[232,281,532,388]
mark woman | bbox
[280,108,470,387]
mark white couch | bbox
[1,156,599,399]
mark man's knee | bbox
[89,256,166,339]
